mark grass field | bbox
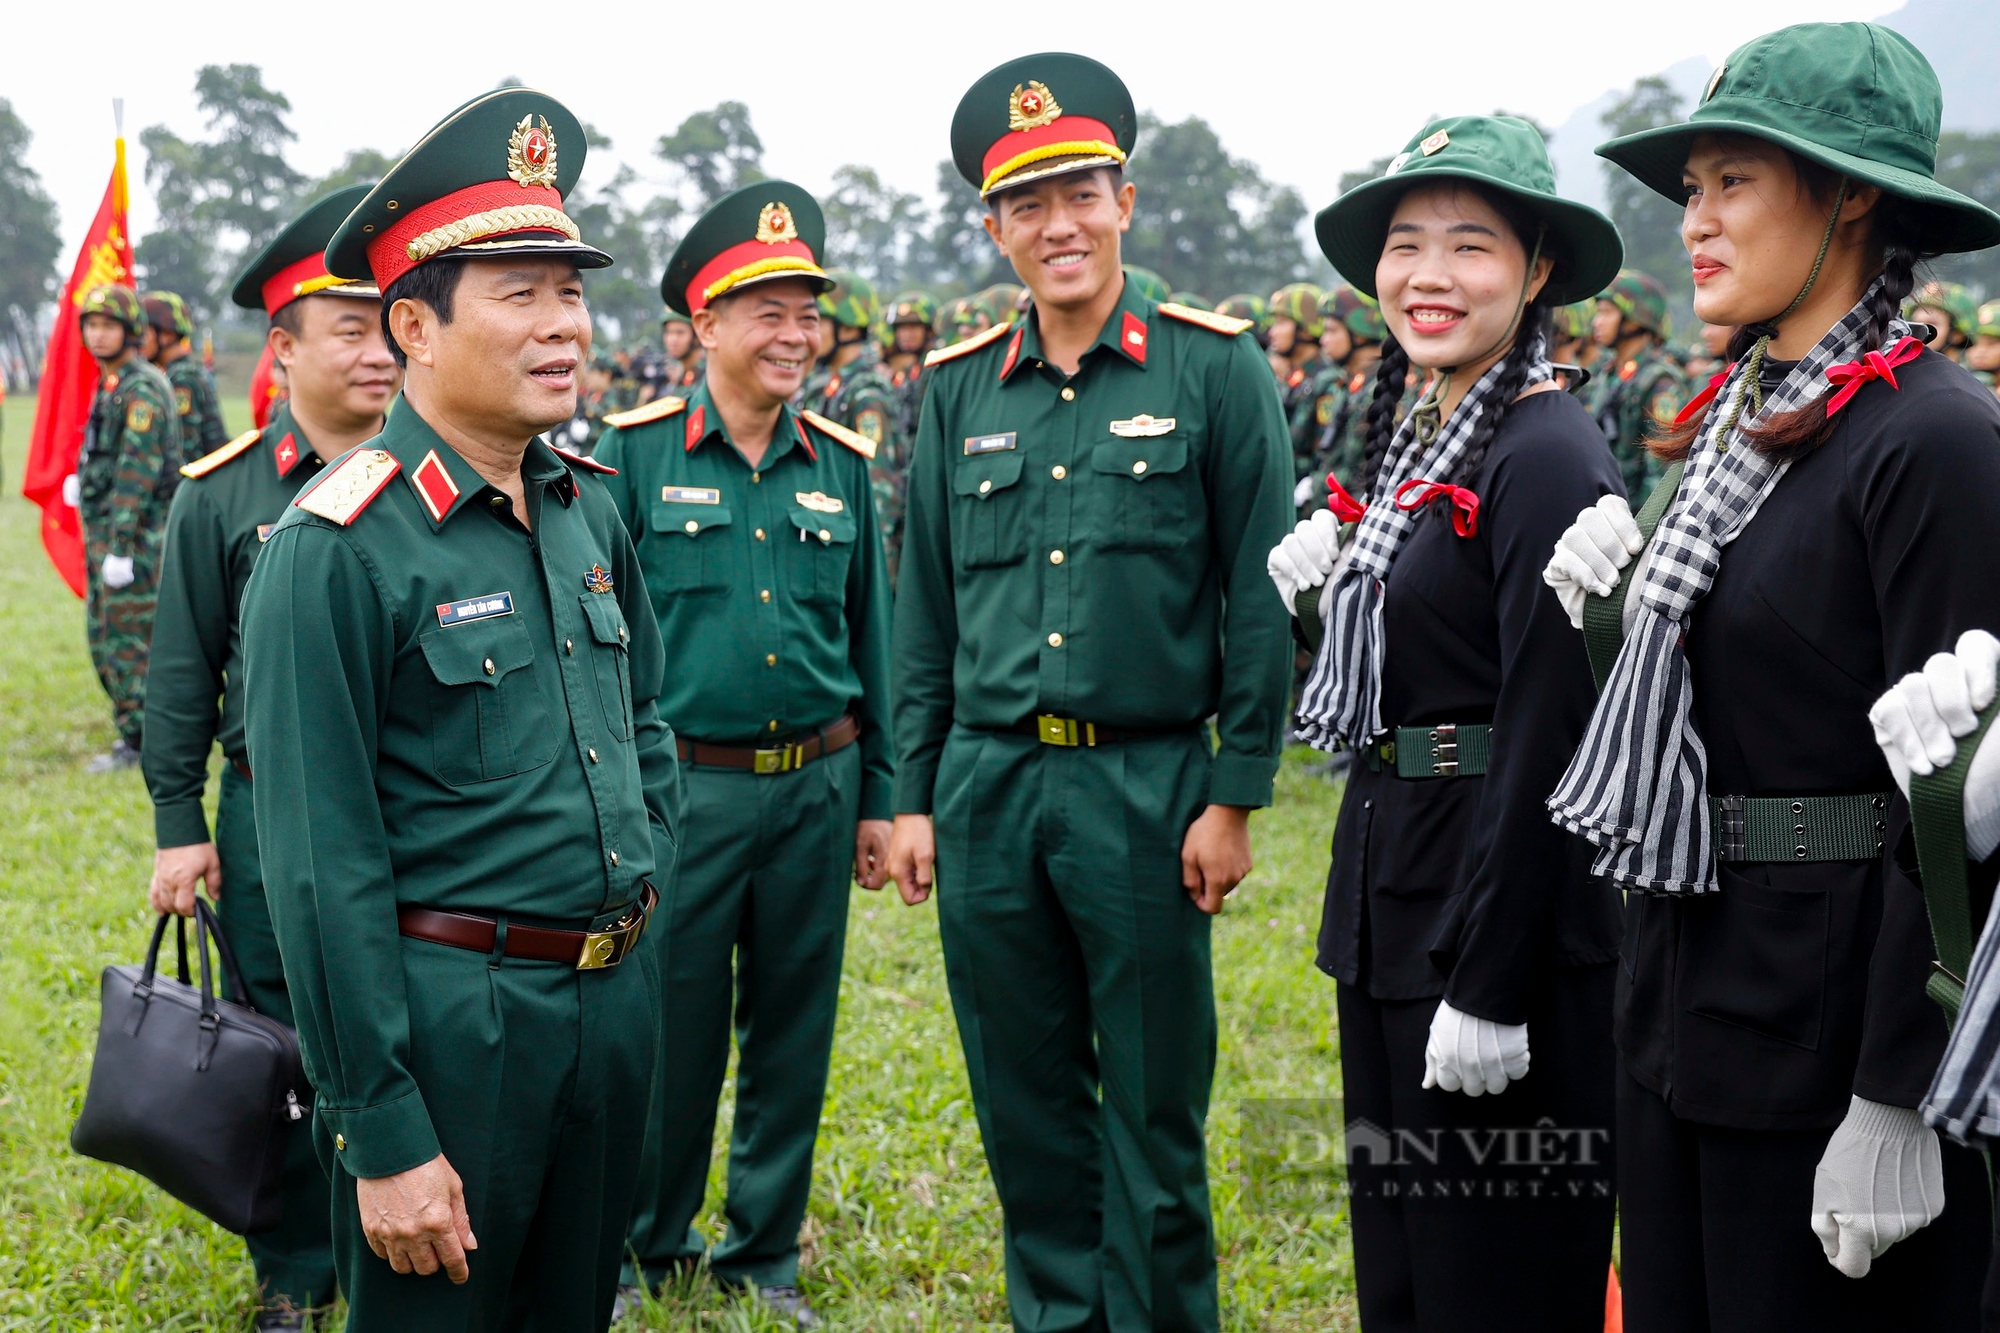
[0,392,1356,1331]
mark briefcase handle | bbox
[130,903,256,1068]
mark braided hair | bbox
[1354,337,1411,500]
[1446,294,1554,492]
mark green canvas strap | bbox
[1707,793,1892,864]
[1582,461,1686,692]
[1363,723,1493,778]
[1296,583,1325,652]
[1910,699,2000,1023]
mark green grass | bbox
[0,393,1355,1331]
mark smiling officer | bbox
[239,89,679,1332]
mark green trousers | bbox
[623,743,858,1289]
[330,929,659,1331]
[932,725,1219,1333]
[214,766,338,1310]
[81,525,158,748]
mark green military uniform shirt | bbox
[892,284,1293,813]
[594,382,894,819]
[239,395,680,1180]
[165,353,229,457]
[80,355,181,554]
[145,403,330,846]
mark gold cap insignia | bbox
[757,202,798,244]
[1704,65,1727,103]
[1009,81,1062,133]
[1108,414,1177,438]
[795,490,845,514]
[1419,129,1451,157]
[508,115,558,188]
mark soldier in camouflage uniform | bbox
[975,281,1027,323]
[937,294,986,348]
[1590,269,1687,502]
[1215,293,1269,347]
[1268,282,1328,479]
[1907,279,1976,364]
[1968,299,2000,393]
[142,290,227,458]
[1299,290,1393,512]
[75,284,182,771]
[662,308,705,393]
[805,270,909,578]
[1549,298,1601,393]
[884,291,938,446]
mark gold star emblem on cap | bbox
[757,202,797,244]
[507,115,559,188]
[1009,81,1062,133]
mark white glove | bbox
[1810,1095,1944,1278]
[1542,494,1645,629]
[1421,999,1529,1097]
[100,553,135,589]
[1293,473,1316,508]
[62,473,81,508]
[1867,631,2000,859]
[1267,508,1342,615]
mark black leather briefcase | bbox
[71,900,310,1234]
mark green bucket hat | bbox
[1597,22,2000,255]
[1316,115,1622,305]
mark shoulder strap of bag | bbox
[1582,461,1685,691]
[1910,698,2000,1023]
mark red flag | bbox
[249,342,280,430]
[23,136,133,597]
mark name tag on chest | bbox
[964,432,1017,455]
[436,592,515,627]
[661,486,720,503]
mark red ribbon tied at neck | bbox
[1824,336,1923,417]
[1325,472,1369,523]
[1673,364,1736,427]
[1394,478,1481,538]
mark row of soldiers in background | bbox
[70,285,229,773]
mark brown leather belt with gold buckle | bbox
[1003,714,1191,747]
[397,882,658,970]
[676,714,859,775]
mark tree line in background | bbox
[7,64,2000,390]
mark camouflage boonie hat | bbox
[1169,291,1211,310]
[1123,266,1171,303]
[1215,293,1269,328]
[1329,288,1387,343]
[79,284,145,339]
[817,269,880,329]
[938,295,986,345]
[1977,299,2000,340]
[1600,269,1672,340]
[890,291,938,327]
[975,283,1026,320]
[1906,279,1976,342]
[1268,282,1325,338]
[1554,298,1597,341]
[141,291,196,342]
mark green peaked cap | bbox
[1597,22,2000,254]
[952,52,1137,197]
[661,180,832,317]
[1316,115,1623,306]
[326,88,609,287]
[232,183,380,311]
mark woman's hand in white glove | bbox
[1421,999,1529,1097]
[1810,1096,1944,1278]
[1542,494,1644,630]
[1267,508,1342,615]
[1867,630,2000,859]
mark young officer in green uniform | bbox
[143,183,396,1331]
[142,290,228,457]
[75,283,182,772]
[596,182,892,1330]
[239,88,679,1332]
[885,53,1292,1333]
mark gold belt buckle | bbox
[1036,715,1096,746]
[752,741,805,775]
[575,896,653,970]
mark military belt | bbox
[397,881,657,970]
[1708,794,1892,864]
[677,714,859,775]
[1001,714,1195,747]
[1364,723,1493,779]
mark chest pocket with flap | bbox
[418,615,560,786]
[1090,435,1193,551]
[950,450,1028,569]
[785,506,858,603]
[647,501,734,594]
[580,595,634,742]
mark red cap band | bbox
[981,116,1121,190]
[366,180,568,290]
[686,237,820,314]
[262,253,346,317]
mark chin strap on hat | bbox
[1408,227,1546,446]
[1722,178,1851,437]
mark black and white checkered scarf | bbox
[1294,335,1554,753]
[1925,906,2000,1147]
[1547,281,1909,894]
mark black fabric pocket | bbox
[1684,863,1830,1051]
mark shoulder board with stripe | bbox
[799,410,877,461]
[294,448,401,526]
[550,444,617,475]
[602,395,686,430]
[1158,302,1254,337]
[924,320,1014,368]
[179,428,262,479]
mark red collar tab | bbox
[1120,310,1148,365]
[823,374,841,400]
[999,324,1024,380]
[1325,473,1369,524]
[409,448,463,524]
[684,404,707,453]
[273,432,302,478]
[1672,364,1736,428]
[1825,337,1924,417]
[1393,478,1480,538]
[550,444,616,475]
[796,416,817,462]
[1287,366,1306,388]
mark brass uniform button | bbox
[978,479,992,494]
[685,519,699,533]
[769,720,779,732]
[564,639,574,655]
[1050,550,1064,564]
[618,627,627,643]
[588,748,599,763]
[751,471,761,484]
[766,653,777,666]
[760,589,771,602]
[483,658,495,676]
[1132,460,1148,475]
[819,529,831,542]
[1051,465,1067,480]
[1048,632,1063,647]
[609,851,620,866]
[756,528,767,541]
[1060,386,1076,401]
[335,1134,346,1151]
[489,495,507,509]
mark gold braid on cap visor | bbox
[293,273,359,298]
[405,205,582,263]
[702,256,826,305]
[981,140,1127,195]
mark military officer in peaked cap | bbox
[885,52,1293,1333]
[595,182,893,1329]
[143,182,397,1330]
[238,89,680,1332]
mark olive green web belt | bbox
[1363,723,1492,779]
[1707,793,1893,864]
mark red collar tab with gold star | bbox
[273,432,303,478]
[684,404,708,453]
[1119,311,1148,365]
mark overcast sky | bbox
[13,0,1893,261]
